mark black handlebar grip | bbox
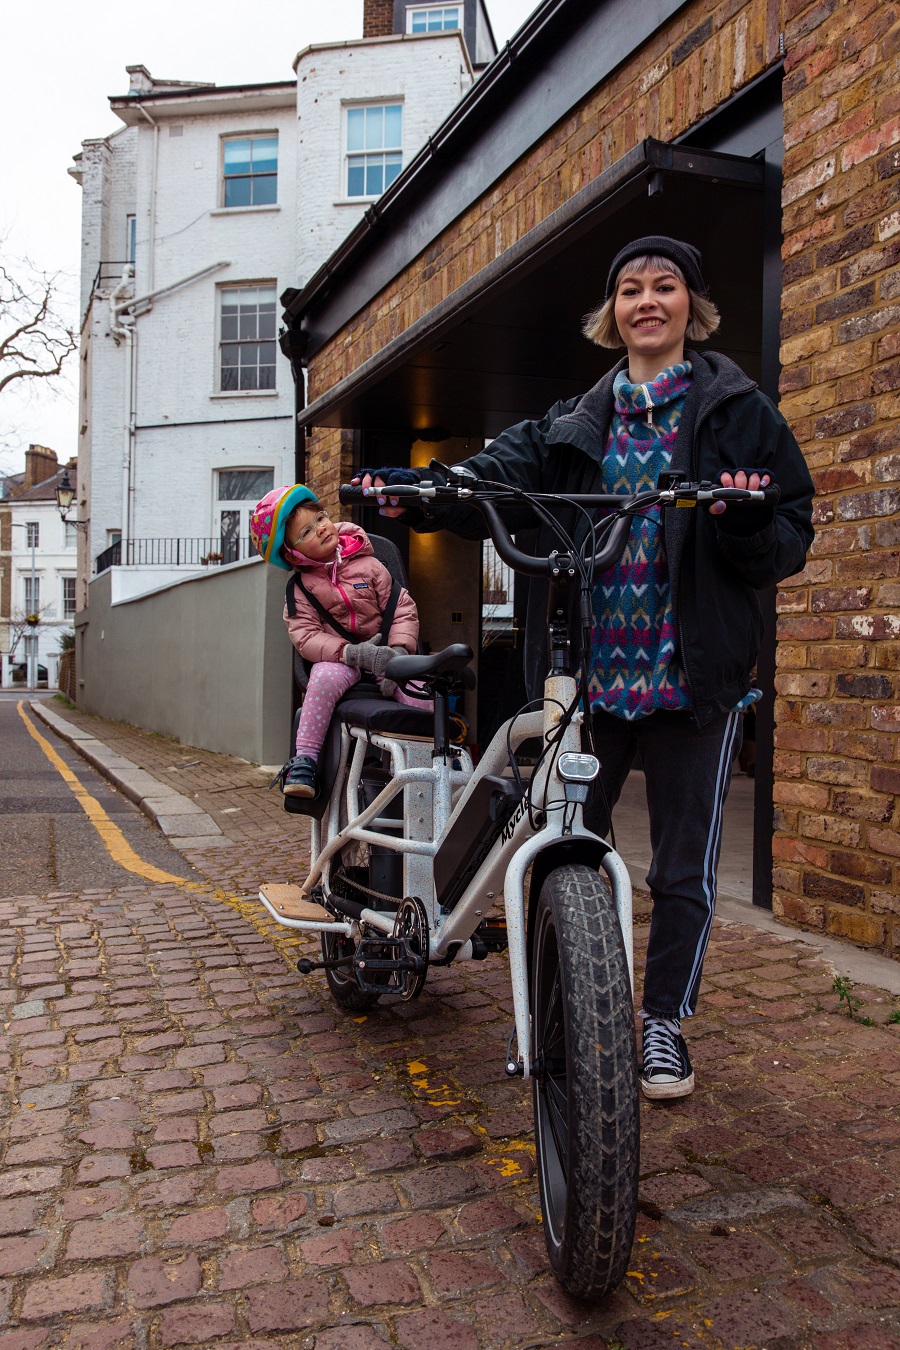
[339,484,366,503]
[760,484,781,506]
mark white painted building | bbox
[1,451,79,689]
[70,1,494,600]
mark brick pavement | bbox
[2,705,899,1347]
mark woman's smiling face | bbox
[613,265,691,367]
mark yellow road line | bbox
[16,703,314,966]
[17,700,193,887]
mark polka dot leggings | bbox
[295,661,432,759]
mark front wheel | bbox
[531,863,639,1300]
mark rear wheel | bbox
[531,863,639,1300]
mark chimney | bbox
[363,0,395,38]
[23,445,59,488]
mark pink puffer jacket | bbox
[284,523,420,664]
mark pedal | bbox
[353,935,426,995]
[476,917,508,953]
[259,884,335,923]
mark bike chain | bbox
[330,865,401,909]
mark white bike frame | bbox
[260,670,633,1079]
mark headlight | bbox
[556,752,600,783]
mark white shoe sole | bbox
[640,1071,695,1101]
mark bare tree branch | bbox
[0,250,78,401]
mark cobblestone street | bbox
[1,703,899,1348]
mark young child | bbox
[251,483,428,798]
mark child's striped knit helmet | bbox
[250,483,319,570]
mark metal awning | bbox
[298,139,766,439]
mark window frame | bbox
[406,4,462,33]
[216,283,278,396]
[25,521,39,549]
[23,574,41,613]
[215,467,275,562]
[62,576,77,618]
[220,132,279,209]
[342,100,404,201]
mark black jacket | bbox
[411,351,815,726]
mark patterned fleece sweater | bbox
[588,362,693,720]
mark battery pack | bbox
[433,775,524,911]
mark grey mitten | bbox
[343,635,383,672]
[378,646,409,696]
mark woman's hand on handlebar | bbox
[350,469,409,518]
[709,469,771,516]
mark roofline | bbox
[293,29,472,71]
[110,79,296,109]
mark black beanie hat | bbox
[605,236,707,300]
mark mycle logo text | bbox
[501,795,529,845]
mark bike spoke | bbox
[545,1075,569,1174]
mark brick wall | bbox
[363,0,394,39]
[305,0,900,954]
[772,0,899,953]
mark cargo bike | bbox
[259,472,776,1299]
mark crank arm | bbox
[296,955,354,974]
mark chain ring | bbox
[392,897,430,1002]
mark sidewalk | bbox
[2,698,898,1348]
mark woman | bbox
[357,235,814,1100]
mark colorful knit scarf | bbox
[587,361,693,720]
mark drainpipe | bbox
[110,267,136,552]
[137,104,159,292]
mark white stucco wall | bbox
[73,36,475,628]
[294,33,473,284]
[76,95,297,561]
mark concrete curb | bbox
[30,700,227,849]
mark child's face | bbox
[285,505,340,562]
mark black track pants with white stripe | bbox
[584,707,743,1021]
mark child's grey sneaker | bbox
[640,1016,694,1100]
[282,755,320,799]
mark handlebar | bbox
[338,480,780,580]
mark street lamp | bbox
[55,469,87,531]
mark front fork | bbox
[504,572,635,1078]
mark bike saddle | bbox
[386,643,476,689]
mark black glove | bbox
[358,466,419,488]
[343,636,383,673]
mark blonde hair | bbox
[582,255,720,349]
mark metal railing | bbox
[90,261,132,297]
[95,536,254,575]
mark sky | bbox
[0,0,538,477]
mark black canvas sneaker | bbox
[640,1015,695,1100]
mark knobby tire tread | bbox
[534,863,639,1300]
